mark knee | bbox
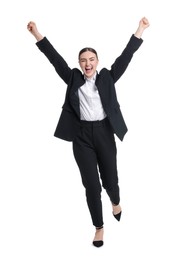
[85,182,102,197]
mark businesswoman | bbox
[27,17,149,247]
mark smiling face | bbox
[79,50,99,79]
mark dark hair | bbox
[78,47,98,60]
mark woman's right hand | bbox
[27,21,44,41]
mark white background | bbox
[0,0,188,259]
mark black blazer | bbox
[36,35,143,142]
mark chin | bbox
[85,71,94,78]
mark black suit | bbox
[36,35,143,142]
[36,35,143,227]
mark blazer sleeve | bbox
[110,34,143,83]
[36,37,72,84]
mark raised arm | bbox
[110,17,150,82]
[134,17,150,39]
[27,21,72,84]
[27,21,44,42]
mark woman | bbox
[27,17,149,247]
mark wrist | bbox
[134,27,144,39]
[35,33,44,42]
[32,31,44,41]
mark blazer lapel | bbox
[69,76,85,118]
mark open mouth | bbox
[85,67,93,73]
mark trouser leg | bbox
[93,119,120,205]
[73,128,103,227]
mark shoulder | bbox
[97,68,114,85]
[99,68,110,76]
[72,68,83,77]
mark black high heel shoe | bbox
[112,203,122,221]
[93,226,104,248]
[113,211,122,221]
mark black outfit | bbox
[36,35,143,227]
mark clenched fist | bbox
[27,21,44,41]
[134,17,150,39]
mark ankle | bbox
[112,204,121,214]
[96,226,103,230]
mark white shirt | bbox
[78,73,106,121]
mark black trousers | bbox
[72,117,120,227]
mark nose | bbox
[86,59,90,66]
